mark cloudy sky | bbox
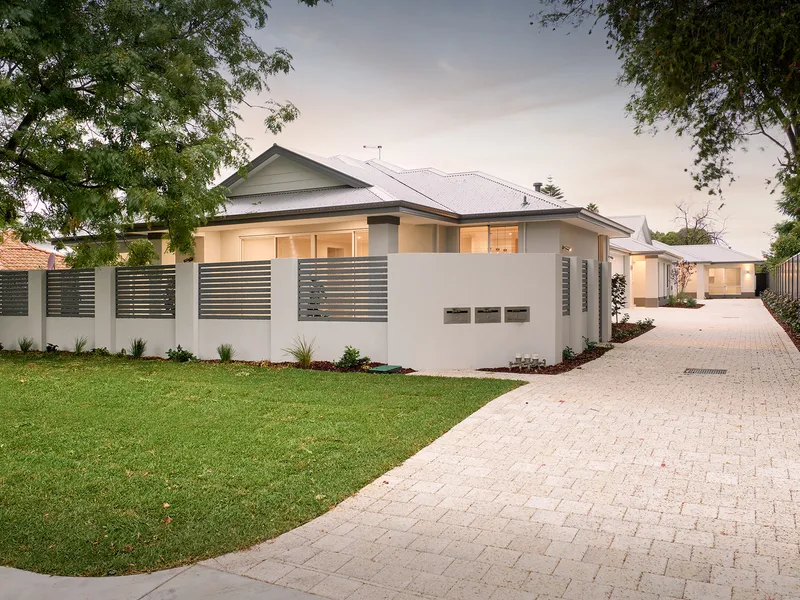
[239,0,784,257]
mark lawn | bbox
[0,353,519,576]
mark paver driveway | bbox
[202,299,800,600]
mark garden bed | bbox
[269,361,416,374]
[0,353,519,576]
[663,303,705,309]
[479,346,612,375]
[762,298,800,352]
[611,322,656,343]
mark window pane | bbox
[489,226,518,254]
[355,231,369,256]
[241,237,275,261]
[459,226,488,253]
[316,233,353,258]
[276,235,312,259]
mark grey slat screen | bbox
[47,269,95,317]
[0,271,28,316]
[298,256,388,322]
[199,261,271,320]
[581,260,589,312]
[116,265,176,319]
[562,257,571,316]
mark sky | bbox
[236,0,785,258]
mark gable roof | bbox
[610,236,682,259]
[219,144,631,236]
[606,215,651,244]
[0,230,67,270]
[664,244,762,264]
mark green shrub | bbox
[620,312,630,324]
[217,343,235,362]
[18,337,34,352]
[0,342,4,351]
[283,336,316,368]
[129,338,147,359]
[46,343,59,353]
[636,318,655,328]
[335,346,370,370]
[92,347,111,357]
[583,336,598,352]
[74,336,88,354]
[562,346,576,361]
[167,345,196,362]
[686,296,698,307]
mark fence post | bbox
[94,267,116,352]
[586,260,600,344]
[175,263,199,355]
[600,262,612,343]
[269,258,299,361]
[568,256,583,353]
[28,270,46,351]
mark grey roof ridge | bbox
[362,162,458,213]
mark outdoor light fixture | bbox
[561,245,572,252]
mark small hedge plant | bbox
[167,345,196,362]
[335,346,370,370]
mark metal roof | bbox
[665,244,763,264]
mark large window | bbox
[240,230,369,261]
[460,226,518,254]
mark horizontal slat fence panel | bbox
[581,260,589,313]
[0,271,28,316]
[199,261,271,320]
[47,269,95,317]
[562,257,570,316]
[116,265,176,319]
[298,256,388,322]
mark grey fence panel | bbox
[199,261,271,320]
[47,269,95,317]
[298,256,388,322]
[581,260,589,312]
[771,251,800,300]
[116,265,176,319]
[562,257,571,316]
[0,271,28,316]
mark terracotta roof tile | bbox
[0,231,67,271]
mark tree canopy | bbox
[536,0,800,210]
[0,0,327,263]
[650,201,726,246]
[540,176,564,199]
[585,202,599,213]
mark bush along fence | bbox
[0,254,613,370]
[771,250,800,301]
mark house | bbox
[660,244,761,299]
[608,216,681,307]
[609,216,762,305]
[0,230,66,271]
[13,145,631,369]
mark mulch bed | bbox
[762,300,800,352]
[610,323,656,344]
[663,303,705,309]
[478,346,612,375]
[268,361,416,374]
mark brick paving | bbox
[202,299,800,600]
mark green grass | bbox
[0,353,519,576]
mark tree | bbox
[670,260,695,296]
[765,220,800,271]
[585,203,599,213]
[0,0,327,264]
[540,176,564,199]
[611,273,626,323]
[536,1,800,209]
[649,201,727,245]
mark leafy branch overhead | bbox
[535,0,800,204]
[0,0,329,261]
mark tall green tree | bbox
[0,0,327,263]
[536,1,800,207]
[540,175,564,199]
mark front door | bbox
[708,267,741,297]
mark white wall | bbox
[399,224,437,253]
[198,320,271,361]
[560,223,599,260]
[227,155,342,195]
[115,319,175,357]
[0,316,34,350]
[294,322,388,364]
[46,318,95,351]
[387,253,561,370]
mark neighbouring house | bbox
[4,145,631,369]
[0,230,66,271]
[609,215,762,305]
[608,216,681,307]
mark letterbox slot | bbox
[475,306,501,324]
[443,307,471,324]
[504,306,530,323]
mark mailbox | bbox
[504,306,530,323]
[443,307,471,324]
[475,306,501,324]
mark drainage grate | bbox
[684,368,727,375]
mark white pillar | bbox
[175,263,199,354]
[695,264,707,300]
[600,262,612,343]
[586,260,600,344]
[28,271,46,351]
[569,256,584,353]
[269,258,299,361]
[645,256,660,307]
[94,267,117,352]
[368,216,399,255]
[622,254,632,307]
